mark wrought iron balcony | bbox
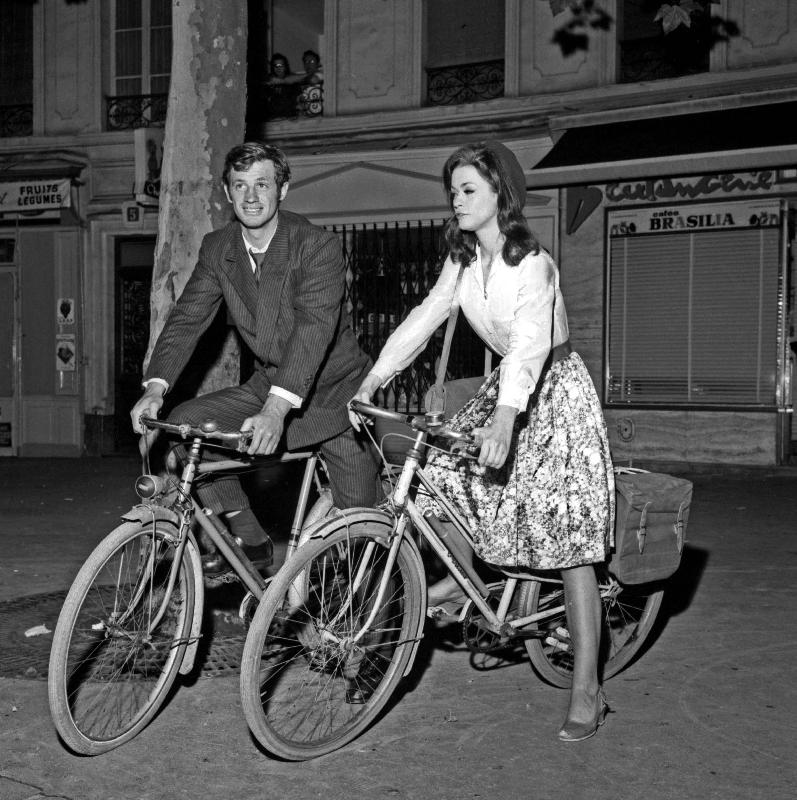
[256,82,324,121]
[106,93,167,131]
[426,59,504,106]
[0,104,33,138]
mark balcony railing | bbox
[426,59,504,106]
[0,104,33,137]
[106,93,167,131]
[255,83,324,121]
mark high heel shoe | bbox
[557,691,610,743]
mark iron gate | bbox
[327,220,485,412]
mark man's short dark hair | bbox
[222,142,291,189]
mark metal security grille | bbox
[607,224,781,407]
[327,220,486,412]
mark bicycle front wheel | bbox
[240,515,424,760]
[48,518,195,755]
[518,566,664,688]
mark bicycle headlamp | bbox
[134,474,165,499]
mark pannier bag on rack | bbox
[609,468,693,585]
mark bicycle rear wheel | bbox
[48,519,195,754]
[518,566,664,688]
[240,515,424,760]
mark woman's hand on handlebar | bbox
[348,372,383,431]
[471,405,517,469]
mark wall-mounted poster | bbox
[56,334,76,371]
[57,297,75,325]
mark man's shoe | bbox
[201,537,273,578]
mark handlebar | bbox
[139,416,253,450]
[348,400,475,447]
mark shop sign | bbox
[0,179,72,214]
[605,171,776,204]
[608,199,780,238]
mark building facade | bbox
[2,0,797,466]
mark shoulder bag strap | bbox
[432,262,466,390]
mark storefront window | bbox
[606,200,782,408]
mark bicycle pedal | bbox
[544,627,572,651]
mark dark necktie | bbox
[249,249,267,283]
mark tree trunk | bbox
[145,0,247,396]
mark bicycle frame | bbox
[347,405,620,646]
[135,418,332,635]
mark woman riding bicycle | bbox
[350,140,615,743]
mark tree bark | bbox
[145,0,247,395]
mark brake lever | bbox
[448,439,480,460]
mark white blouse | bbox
[371,246,570,411]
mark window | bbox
[0,240,16,263]
[247,0,325,130]
[424,0,505,106]
[113,0,172,97]
[606,201,782,408]
[618,0,711,83]
[108,0,171,129]
[0,0,33,137]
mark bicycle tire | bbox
[48,519,195,755]
[240,514,424,760]
[518,566,664,688]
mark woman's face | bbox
[271,59,287,78]
[450,164,499,236]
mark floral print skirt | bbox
[415,352,615,570]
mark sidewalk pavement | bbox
[1,455,795,800]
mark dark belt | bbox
[550,339,572,364]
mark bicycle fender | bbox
[119,506,204,676]
[299,507,426,679]
[299,506,395,542]
[179,531,204,675]
[121,504,181,528]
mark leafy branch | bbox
[549,0,739,55]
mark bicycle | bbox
[47,416,333,756]
[239,400,665,760]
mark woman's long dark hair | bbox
[442,143,539,267]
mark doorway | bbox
[0,263,19,456]
[115,237,155,453]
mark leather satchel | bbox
[608,467,693,585]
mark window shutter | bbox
[607,225,780,407]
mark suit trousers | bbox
[166,384,382,515]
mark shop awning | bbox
[529,100,797,187]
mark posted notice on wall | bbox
[56,334,76,372]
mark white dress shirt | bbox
[371,246,570,411]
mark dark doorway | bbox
[115,237,155,453]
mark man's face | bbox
[224,160,288,231]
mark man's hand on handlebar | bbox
[131,383,166,437]
[240,394,291,456]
